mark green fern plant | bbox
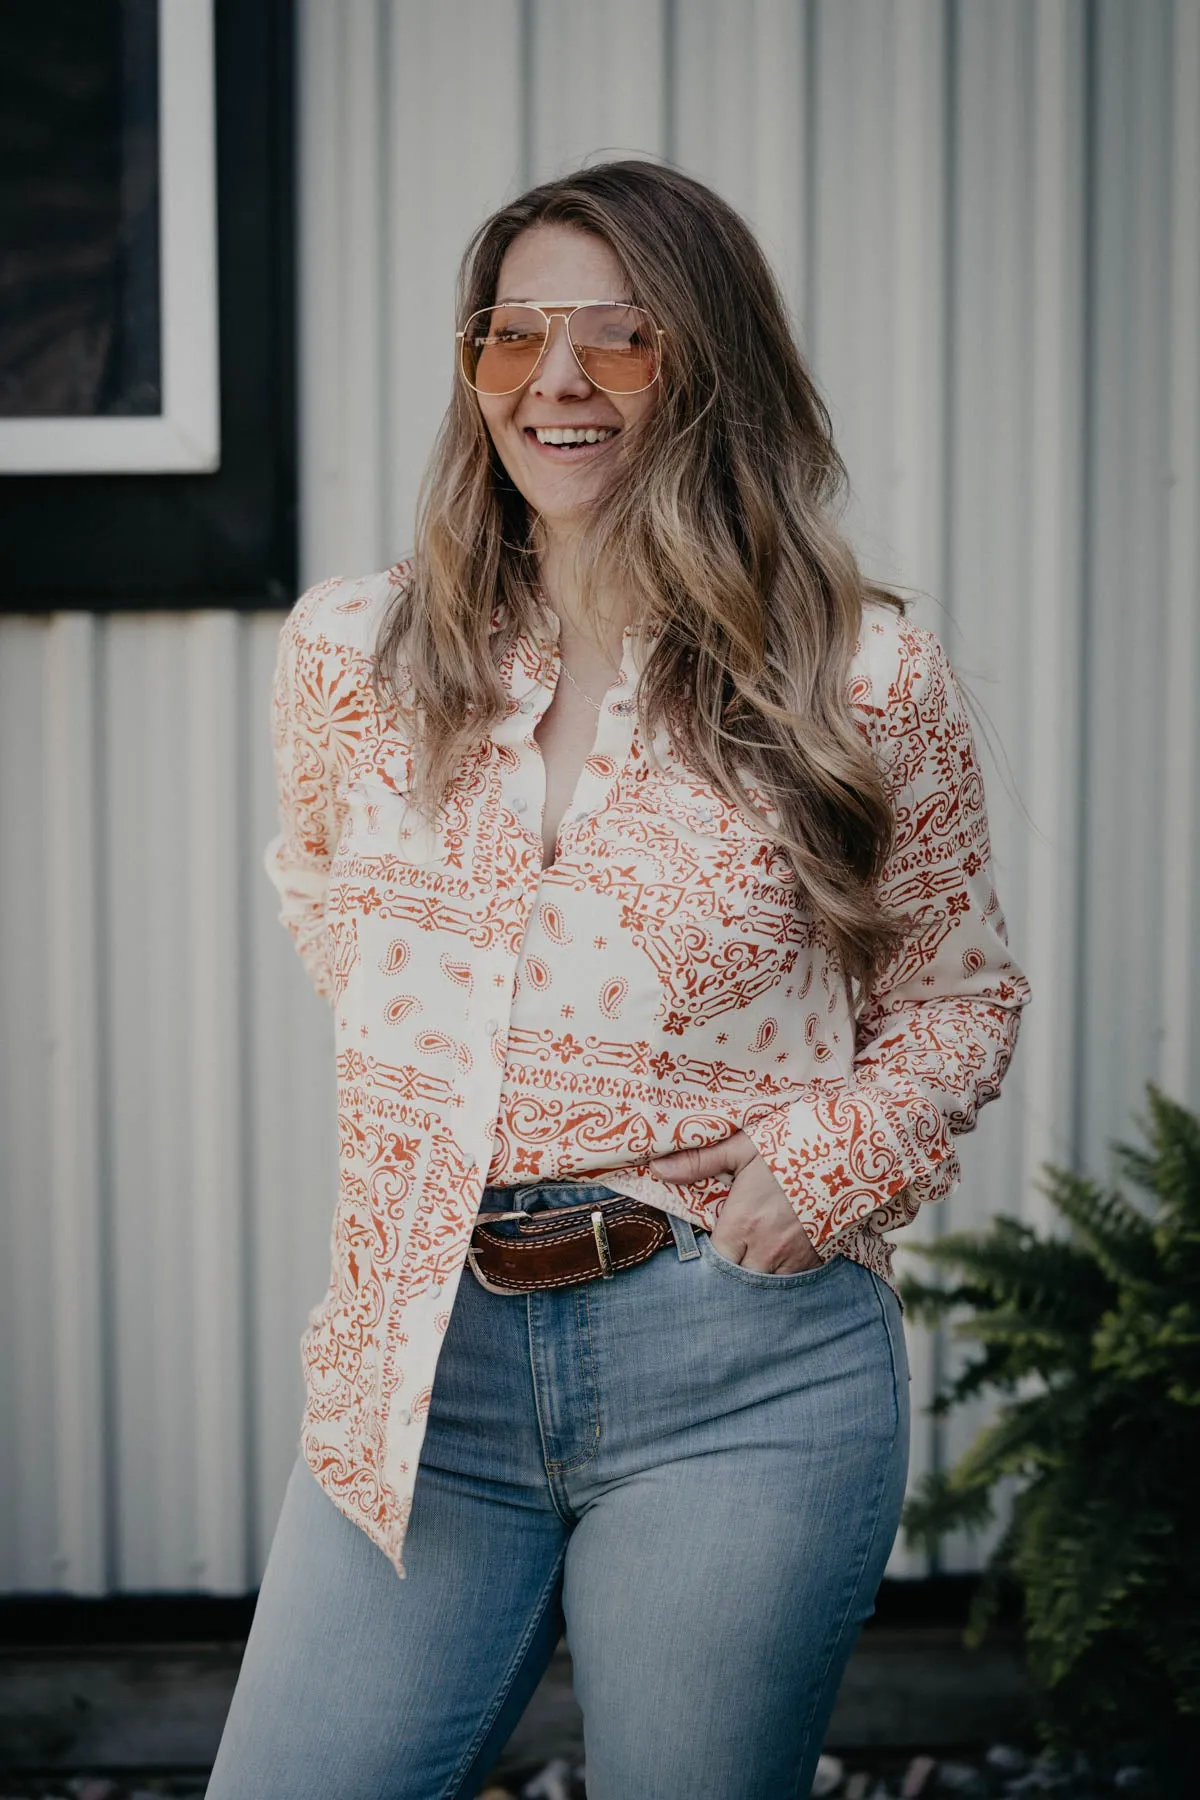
[901,1084,1200,1754]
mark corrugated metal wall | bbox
[1,0,1196,1593]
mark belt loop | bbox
[668,1212,700,1262]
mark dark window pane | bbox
[0,0,160,418]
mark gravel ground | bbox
[0,1745,1169,1800]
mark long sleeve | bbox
[741,619,1031,1254]
[263,587,355,1001]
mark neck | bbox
[534,520,632,664]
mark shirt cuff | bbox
[740,1080,962,1253]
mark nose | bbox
[528,314,592,399]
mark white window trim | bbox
[0,0,220,474]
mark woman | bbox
[209,161,1030,1799]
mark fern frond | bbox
[1013,1487,1151,1685]
[1039,1164,1159,1286]
[949,1392,1069,1490]
[906,1083,1200,1750]
[902,1468,996,1552]
[929,1342,1025,1412]
[964,1517,1019,1649]
[895,1274,983,1325]
[912,1227,1113,1348]
[1118,1085,1200,1227]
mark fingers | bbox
[648,1143,731,1180]
[651,1139,824,1271]
[709,1229,750,1264]
[649,1130,752,1182]
[712,1188,827,1274]
[712,1232,823,1274]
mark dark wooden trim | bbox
[0,1576,1019,1649]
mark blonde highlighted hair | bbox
[376,159,905,988]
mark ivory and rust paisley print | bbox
[265,564,1030,1574]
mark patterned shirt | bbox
[266,562,1030,1575]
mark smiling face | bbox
[472,223,661,536]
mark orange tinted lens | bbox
[461,306,548,393]
[569,305,660,392]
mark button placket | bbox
[550,627,644,848]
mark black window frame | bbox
[0,0,296,613]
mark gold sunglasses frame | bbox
[456,299,665,397]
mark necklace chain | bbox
[530,582,625,710]
[558,651,622,712]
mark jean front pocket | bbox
[697,1232,846,1290]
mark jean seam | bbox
[866,1267,904,1435]
[526,1297,572,1521]
[545,1285,602,1477]
[786,1276,905,1797]
[439,1547,567,1800]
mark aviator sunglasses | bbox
[457,300,664,397]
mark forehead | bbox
[494,223,631,303]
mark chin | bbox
[526,476,606,525]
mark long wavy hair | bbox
[375,159,906,989]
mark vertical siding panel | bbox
[1160,0,1200,1102]
[106,619,198,1586]
[1079,0,1175,1171]
[1017,0,1088,1221]
[807,0,900,578]
[936,2,1088,1566]
[747,1,809,321]
[0,626,57,1588]
[246,612,340,1570]
[382,0,524,567]
[807,0,949,1573]
[45,616,108,1593]
[807,0,947,600]
[944,3,1090,1222]
[337,3,387,572]
[671,1,807,316]
[528,0,666,181]
[187,615,250,1592]
[297,0,349,583]
[934,0,1031,1574]
[297,0,388,582]
[887,0,947,617]
[946,0,1035,1201]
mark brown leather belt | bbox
[467,1195,677,1294]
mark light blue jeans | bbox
[207,1184,909,1799]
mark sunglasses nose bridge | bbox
[528,308,590,389]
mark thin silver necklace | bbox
[531,583,625,710]
[558,652,621,712]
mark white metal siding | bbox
[1,0,1196,1592]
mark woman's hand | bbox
[648,1132,822,1272]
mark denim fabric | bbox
[206,1184,910,1800]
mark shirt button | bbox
[397,1408,411,1426]
[519,698,534,714]
[513,795,528,813]
[485,1018,499,1035]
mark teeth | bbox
[533,427,617,445]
